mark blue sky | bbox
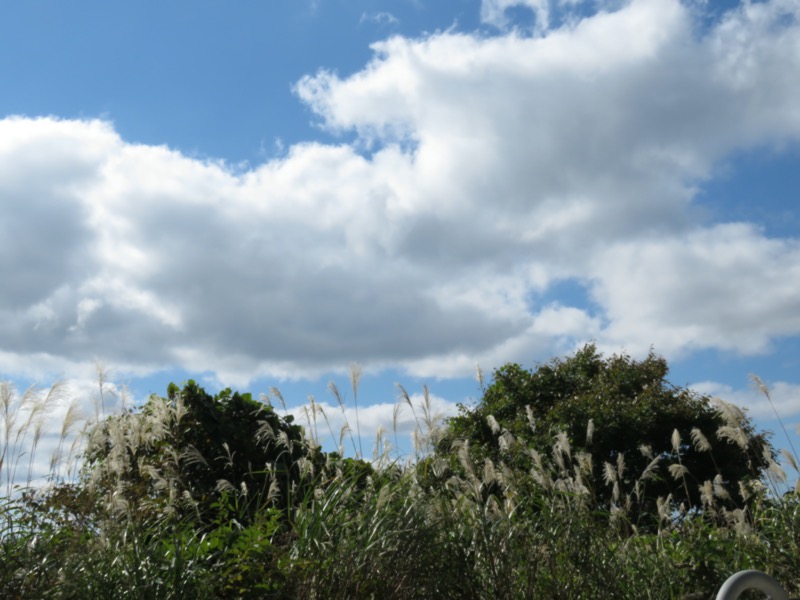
[1,0,799,469]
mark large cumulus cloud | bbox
[3,0,800,385]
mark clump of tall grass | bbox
[277,375,459,597]
[0,380,85,496]
[2,370,799,599]
[0,377,88,590]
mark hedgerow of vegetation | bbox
[1,346,798,599]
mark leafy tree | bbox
[81,381,321,527]
[438,344,773,522]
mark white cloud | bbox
[531,304,602,339]
[2,0,800,387]
[590,223,800,357]
[481,0,550,33]
[360,11,400,27]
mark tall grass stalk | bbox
[328,380,359,458]
[751,374,799,467]
[350,363,364,459]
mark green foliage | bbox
[0,504,216,599]
[1,368,798,599]
[287,459,466,599]
[82,380,320,527]
[189,499,288,599]
[439,344,773,521]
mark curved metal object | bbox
[715,570,790,600]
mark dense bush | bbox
[439,345,773,524]
[80,381,323,528]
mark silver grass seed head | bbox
[216,479,235,494]
[779,448,799,473]
[483,458,497,486]
[717,425,749,451]
[553,445,566,472]
[713,474,730,500]
[501,463,516,488]
[173,394,187,424]
[750,373,770,399]
[525,405,535,432]
[270,387,287,410]
[392,401,402,432]
[297,456,314,478]
[556,431,572,461]
[738,480,752,503]
[256,420,276,445]
[376,484,393,511]
[691,428,712,452]
[430,456,449,479]
[575,452,593,477]
[669,463,689,481]
[657,495,672,523]
[640,455,661,482]
[671,429,682,454]
[728,508,751,537]
[181,489,197,507]
[349,363,362,393]
[700,480,714,507]
[603,462,617,485]
[766,459,787,483]
[486,495,502,519]
[486,415,500,435]
[498,430,515,453]
[531,468,552,491]
[712,398,747,428]
[457,440,476,478]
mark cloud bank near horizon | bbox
[2,0,800,390]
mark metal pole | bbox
[715,570,790,600]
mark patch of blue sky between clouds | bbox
[480,0,550,32]
[528,278,602,317]
[694,143,800,238]
[673,338,800,394]
[479,0,751,37]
